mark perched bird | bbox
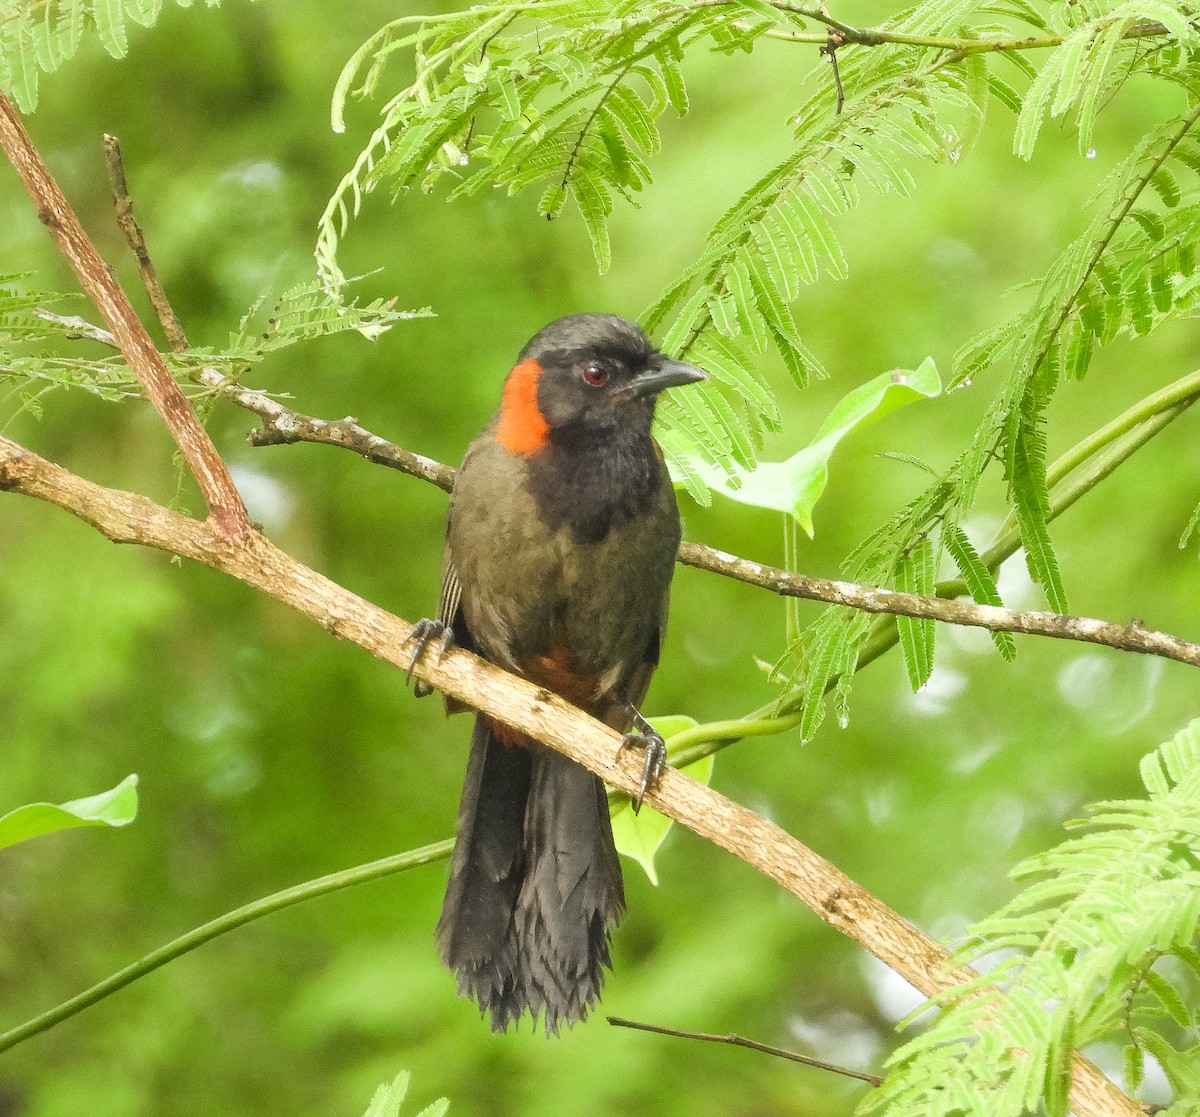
[407,313,706,1033]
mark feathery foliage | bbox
[322,0,1200,737]
[0,0,230,112]
[860,718,1200,1116]
[778,88,1200,733]
[0,275,427,424]
[360,1071,449,1117]
[321,0,990,482]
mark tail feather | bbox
[436,715,624,1033]
[516,747,625,1033]
[436,715,531,1025]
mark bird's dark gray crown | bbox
[518,313,654,369]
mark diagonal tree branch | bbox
[0,92,250,537]
[0,433,1139,1117]
[0,100,1151,1117]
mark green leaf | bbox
[359,1069,448,1117]
[1123,1043,1145,1093]
[895,537,936,692]
[0,774,139,851]
[1179,498,1200,556]
[495,74,521,122]
[363,1071,410,1117]
[574,174,613,273]
[726,257,769,353]
[944,524,1017,660]
[1011,420,1068,613]
[414,1102,450,1117]
[661,55,689,116]
[670,358,941,536]
[611,716,714,885]
[1144,971,1190,1028]
[95,0,132,58]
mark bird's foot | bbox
[619,721,666,814]
[405,618,454,697]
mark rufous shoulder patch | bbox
[497,358,549,456]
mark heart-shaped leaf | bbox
[612,716,714,884]
[671,357,942,535]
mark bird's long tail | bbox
[436,714,625,1034]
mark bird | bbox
[405,312,706,1034]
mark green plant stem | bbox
[668,712,802,767]
[0,837,454,1055]
[667,377,1200,768]
[990,365,1200,544]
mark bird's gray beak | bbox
[627,358,709,398]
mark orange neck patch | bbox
[497,358,549,456]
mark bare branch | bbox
[193,365,1200,670]
[0,93,250,537]
[820,28,847,114]
[675,542,1200,669]
[0,432,1140,1117]
[767,3,1172,56]
[197,369,455,491]
[102,134,190,354]
[606,1015,883,1085]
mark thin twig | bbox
[31,311,1200,672]
[606,1015,883,1086]
[768,3,1171,56]
[0,92,250,537]
[193,363,1200,670]
[674,542,1200,668]
[196,369,455,490]
[32,309,116,347]
[820,28,846,114]
[102,134,190,354]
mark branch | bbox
[196,369,455,491]
[102,134,190,353]
[0,436,1138,1117]
[197,364,1200,670]
[675,543,1200,667]
[765,4,1172,56]
[0,92,250,537]
[606,1015,883,1086]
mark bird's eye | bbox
[582,364,608,387]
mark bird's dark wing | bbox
[436,548,463,634]
[411,513,473,704]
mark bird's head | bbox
[497,313,707,456]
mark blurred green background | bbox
[2,3,1198,1115]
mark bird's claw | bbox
[406,618,454,696]
[619,729,666,814]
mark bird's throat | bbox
[526,424,664,545]
[497,358,550,456]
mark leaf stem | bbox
[0,838,453,1054]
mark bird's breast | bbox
[447,428,679,699]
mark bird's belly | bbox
[460,522,667,706]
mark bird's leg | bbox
[617,699,666,814]
[405,618,455,697]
